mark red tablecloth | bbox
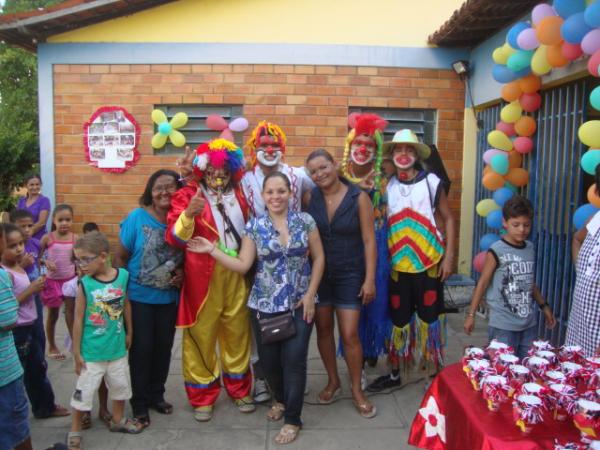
[408,363,582,450]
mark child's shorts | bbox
[0,377,30,450]
[71,356,132,411]
[41,277,73,308]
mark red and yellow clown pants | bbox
[182,263,251,408]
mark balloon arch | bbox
[473,0,600,271]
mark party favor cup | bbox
[467,359,492,391]
[482,375,509,412]
[545,370,567,385]
[524,356,550,380]
[507,364,530,397]
[529,340,554,355]
[574,399,600,443]
[548,383,577,422]
[559,345,583,363]
[561,361,585,386]
[486,339,512,361]
[513,394,544,434]
[496,353,520,375]
[536,350,558,367]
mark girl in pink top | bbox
[40,204,78,360]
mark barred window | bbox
[153,104,243,154]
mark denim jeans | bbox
[250,307,313,427]
[128,301,177,416]
[12,324,57,418]
[488,325,538,360]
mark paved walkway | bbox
[30,312,489,450]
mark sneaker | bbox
[361,370,367,391]
[253,378,271,403]
[366,373,402,392]
[235,396,256,413]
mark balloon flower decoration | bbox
[205,114,249,142]
[474,0,600,271]
[151,109,188,149]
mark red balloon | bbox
[206,114,228,131]
[473,251,487,273]
[520,92,542,112]
[513,136,534,154]
[588,50,600,77]
[496,121,516,137]
[562,41,583,61]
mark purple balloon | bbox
[582,29,600,55]
[517,28,540,50]
[532,3,557,25]
[228,117,249,132]
[483,149,505,164]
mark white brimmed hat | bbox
[382,129,431,159]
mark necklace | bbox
[398,172,419,197]
[346,163,373,185]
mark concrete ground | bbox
[30,311,489,450]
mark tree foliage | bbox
[0,0,61,210]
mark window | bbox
[153,104,244,154]
[349,107,437,145]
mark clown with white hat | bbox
[367,129,456,392]
[166,138,255,421]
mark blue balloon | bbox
[514,66,532,79]
[486,209,504,229]
[554,0,586,19]
[573,203,600,230]
[507,22,530,49]
[480,233,501,251]
[561,12,592,43]
[493,187,515,207]
[492,64,519,83]
[504,182,519,192]
[585,1,600,28]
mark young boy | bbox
[464,195,557,358]
[0,223,33,450]
[68,232,142,449]
[82,222,100,234]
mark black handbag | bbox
[257,310,296,344]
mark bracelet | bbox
[466,312,475,318]
[537,302,550,311]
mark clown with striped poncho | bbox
[367,129,455,392]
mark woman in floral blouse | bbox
[187,171,324,445]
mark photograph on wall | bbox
[83,106,141,173]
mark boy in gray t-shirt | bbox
[464,196,556,358]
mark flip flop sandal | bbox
[81,412,92,430]
[48,352,66,361]
[150,401,173,415]
[274,424,300,445]
[317,386,341,404]
[99,411,112,428]
[66,431,82,450]
[194,406,213,422]
[353,400,377,419]
[109,418,144,434]
[133,415,150,429]
[266,403,285,421]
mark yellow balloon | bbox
[579,121,600,148]
[488,130,513,151]
[531,46,552,76]
[151,109,167,125]
[170,129,186,147]
[476,199,500,217]
[170,112,189,129]
[500,101,523,124]
[151,133,168,149]
[502,42,517,59]
[493,47,507,65]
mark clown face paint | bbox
[205,166,231,192]
[256,135,282,167]
[392,144,417,170]
[350,135,376,166]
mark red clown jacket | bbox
[165,181,250,328]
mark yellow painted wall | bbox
[49,0,464,47]
[458,107,477,275]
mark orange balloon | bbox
[483,172,506,191]
[515,116,537,137]
[519,74,542,94]
[505,168,529,187]
[546,43,569,67]
[502,81,523,102]
[536,16,564,46]
[508,151,523,168]
[483,165,492,176]
[588,184,600,208]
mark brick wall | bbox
[53,63,465,242]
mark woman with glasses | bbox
[114,169,184,428]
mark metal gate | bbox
[472,78,589,345]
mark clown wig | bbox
[193,138,246,183]
[245,120,286,168]
[342,113,388,206]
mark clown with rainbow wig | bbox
[166,139,255,422]
[242,120,313,217]
[340,113,392,375]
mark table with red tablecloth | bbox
[408,363,582,450]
